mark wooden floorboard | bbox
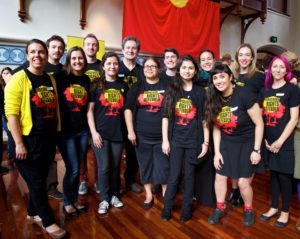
[0,150,300,239]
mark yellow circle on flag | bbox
[170,0,188,8]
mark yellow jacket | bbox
[5,70,61,135]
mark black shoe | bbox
[225,188,238,203]
[0,166,9,174]
[48,190,63,200]
[180,212,192,222]
[243,210,255,227]
[161,208,171,221]
[232,194,244,208]
[259,211,278,221]
[63,206,79,217]
[143,198,154,209]
[208,208,225,225]
[75,205,88,214]
[127,183,142,193]
[275,220,289,227]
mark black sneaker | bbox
[161,208,171,221]
[208,208,225,224]
[180,212,192,222]
[243,210,255,227]
[48,190,63,200]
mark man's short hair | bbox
[121,36,141,51]
[163,48,179,58]
[46,35,65,50]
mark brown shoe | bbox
[296,217,300,232]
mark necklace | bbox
[221,94,232,102]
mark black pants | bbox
[163,146,195,213]
[124,138,139,186]
[11,132,56,227]
[271,170,293,212]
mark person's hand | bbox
[92,131,103,148]
[270,140,283,153]
[197,143,208,158]
[128,131,137,145]
[162,140,170,156]
[250,151,261,165]
[15,143,27,160]
[213,152,223,170]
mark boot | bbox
[232,189,244,208]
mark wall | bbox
[0,0,299,67]
[220,0,299,57]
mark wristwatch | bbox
[253,149,261,154]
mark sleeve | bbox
[240,87,256,110]
[289,84,300,107]
[124,83,139,110]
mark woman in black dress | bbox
[206,63,264,227]
[260,56,300,227]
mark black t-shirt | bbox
[118,61,145,89]
[125,79,168,142]
[236,71,265,98]
[90,80,128,142]
[85,60,102,83]
[170,85,206,148]
[261,83,300,150]
[25,69,57,135]
[54,71,90,133]
[159,70,175,83]
[44,62,63,74]
[215,86,256,142]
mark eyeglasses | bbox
[144,65,158,70]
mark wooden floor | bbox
[0,149,300,239]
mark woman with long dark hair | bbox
[160,55,209,222]
[125,57,169,209]
[206,63,264,227]
[54,46,90,217]
[87,52,128,214]
[260,56,300,227]
[5,39,66,238]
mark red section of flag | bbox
[122,0,220,58]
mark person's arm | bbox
[162,117,170,156]
[270,106,299,153]
[197,120,209,158]
[7,115,27,160]
[213,125,223,170]
[124,109,136,145]
[87,102,103,148]
[247,103,264,164]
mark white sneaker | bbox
[98,200,109,214]
[26,215,42,227]
[78,181,88,195]
[94,182,100,194]
[110,195,124,208]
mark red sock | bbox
[244,205,253,211]
[216,202,225,212]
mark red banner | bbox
[122,0,220,58]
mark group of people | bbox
[0,34,300,239]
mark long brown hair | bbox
[64,46,87,75]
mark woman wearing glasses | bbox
[125,57,169,209]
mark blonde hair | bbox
[281,50,300,69]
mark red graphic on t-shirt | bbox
[64,84,88,112]
[137,91,164,113]
[32,86,57,118]
[263,96,285,126]
[99,89,124,116]
[216,106,238,134]
[175,98,196,126]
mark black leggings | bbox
[271,170,293,212]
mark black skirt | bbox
[217,139,264,179]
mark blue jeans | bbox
[57,130,89,206]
